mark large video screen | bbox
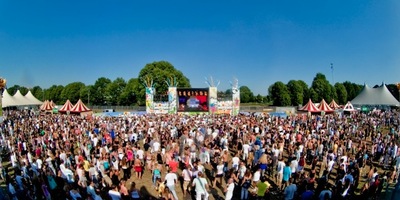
[177,88,209,112]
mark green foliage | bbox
[137,61,191,106]
[269,81,291,106]
[91,77,112,106]
[343,81,362,101]
[120,78,139,106]
[240,86,254,103]
[60,82,85,103]
[46,85,64,104]
[287,80,303,106]
[31,86,43,101]
[254,94,265,103]
[311,73,332,102]
[6,85,19,95]
[105,77,127,106]
[79,85,93,105]
[387,84,400,101]
[334,83,348,104]
[296,80,309,105]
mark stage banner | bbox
[145,87,155,113]
[209,87,218,114]
[232,86,240,116]
[168,87,177,114]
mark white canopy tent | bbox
[351,83,399,106]
[1,89,43,108]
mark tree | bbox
[254,94,264,103]
[120,78,140,106]
[46,85,64,104]
[79,85,93,105]
[297,80,309,105]
[387,84,400,101]
[6,85,20,95]
[91,77,112,105]
[137,61,190,106]
[240,86,254,103]
[287,80,303,106]
[60,82,85,103]
[269,81,291,106]
[343,81,362,101]
[105,77,127,106]
[334,83,348,104]
[310,73,332,102]
[31,86,43,101]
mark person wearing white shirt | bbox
[164,170,178,200]
[192,171,209,200]
[232,154,240,171]
[276,158,286,189]
[224,178,235,200]
[152,141,160,153]
[242,143,250,160]
[253,168,261,183]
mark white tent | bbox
[343,101,356,112]
[351,83,399,106]
[13,90,32,106]
[1,89,17,107]
[2,89,43,108]
[25,91,43,105]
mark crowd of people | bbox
[0,108,399,200]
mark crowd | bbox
[0,108,399,200]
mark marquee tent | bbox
[318,99,334,113]
[59,100,74,113]
[351,83,399,106]
[1,89,43,108]
[298,99,321,113]
[25,91,43,105]
[13,90,31,106]
[329,99,341,110]
[343,101,356,112]
[70,99,92,115]
[1,89,16,108]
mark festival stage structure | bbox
[143,76,240,115]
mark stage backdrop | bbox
[177,88,209,112]
[168,87,177,114]
[209,87,218,114]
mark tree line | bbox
[5,61,399,107]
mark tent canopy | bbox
[351,83,399,106]
[70,99,91,113]
[318,99,334,113]
[1,89,43,108]
[59,99,74,113]
[299,99,321,113]
[329,99,341,110]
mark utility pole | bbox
[331,63,334,84]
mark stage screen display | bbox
[177,88,209,112]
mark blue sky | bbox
[1,0,399,95]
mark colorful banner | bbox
[145,87,155,113]
[209,87,218,114]
[232,86,240,116]
[168,87,177,114]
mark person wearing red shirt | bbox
[168,158,179,173]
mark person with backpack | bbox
[192,171,209,200]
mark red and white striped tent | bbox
[298,99,321,113]
[50,100,56,108]
[40,100,54,111]
[70,99,92,115]
[329,99,341,110]
[318,99,334,113]
[59,99,74,113]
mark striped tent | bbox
[329,99,341,110]
[70,99,91,113]
[299,99,321,113]
[318,99,334,113]
[59,99,74,113]
[40,100,54,111]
